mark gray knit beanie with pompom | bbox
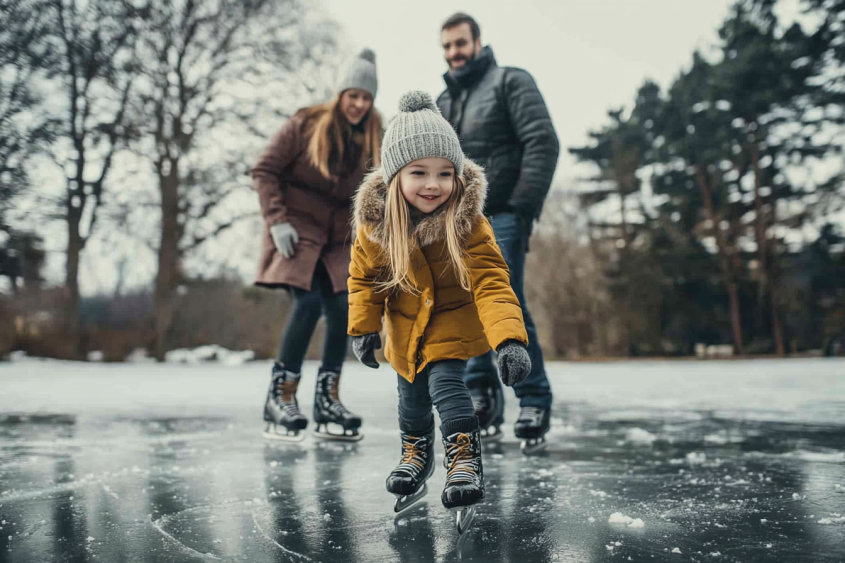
[380,90,464,184]
[337,48,378,98]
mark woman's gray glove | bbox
[352,333,382,369]
[270,222,299,259]
[497,340,531,386]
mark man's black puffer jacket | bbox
[437,46,559,223]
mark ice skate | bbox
[469,381,504,443]
[515,406,550,455]
[263,363,308,442]
[441,430,484,535]
[387,431,435,516]
[312,369,363,442]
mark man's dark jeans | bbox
[464,213,552,409]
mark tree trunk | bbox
[768,204,786,357]
[750,142,785,356]
[750,141,768,339]
[65,185,83,359]
[696,165,745,356]
[154,157,182,361]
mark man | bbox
[437,12,560,453]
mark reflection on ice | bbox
[0,359,843,561]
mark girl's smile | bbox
[398,157,455,213]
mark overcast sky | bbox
[317,0,750,183]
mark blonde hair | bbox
[305,94,383,179]
[377,172,471,295]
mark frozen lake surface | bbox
[1,357,844,562]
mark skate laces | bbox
[274,379,303,418]
[518,406,544,424]
[399,435,428,470]
[320,372,353,418]
[446,433,478,483]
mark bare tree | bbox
[0,0,56,233]
[133,0,339,360]
[44,0,143,354]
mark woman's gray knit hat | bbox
[381,91,464,184]
[337,48,378,98]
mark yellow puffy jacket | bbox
[348,160,528,383]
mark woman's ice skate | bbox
[263,363,308,442]
[312,370,363,441]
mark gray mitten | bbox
[352,333,382,369]
[497,340,531,386]
[270,222,299,259]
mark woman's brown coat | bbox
[253,108,368,292]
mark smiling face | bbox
[339,88,373,125]
[441,23,482,71]
[398,157,455,213]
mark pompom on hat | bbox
[380,90,464,184]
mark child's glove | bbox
[352,333,382,369]
[497,340,531,386]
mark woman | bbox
[253,49,382,442]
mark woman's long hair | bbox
[377,173,470,295]
[305,94,382,178]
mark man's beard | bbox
[448,51,477,70]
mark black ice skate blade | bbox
[520,437,548,455]
[452,504,477,535]
[312,424,363,442]
[393,483,429,516]
[262,426,306,443]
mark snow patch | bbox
[704,433,744,445]
[793,450,845,463]
[818,516,845,525]
[125,348,156,363]
[608,512,646,529]
[87,351,104,362]
[686,452,707,465]
[164,345,255,365]
[609,512,633,524]
[625,427,657,445]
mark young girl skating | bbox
[347,91,531,534]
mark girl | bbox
[253,49,382,442]
[348,91,531,533]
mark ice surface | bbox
[0,358,843,562]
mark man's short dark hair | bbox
[442,12,481,41]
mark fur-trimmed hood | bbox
[352,159,487,247]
